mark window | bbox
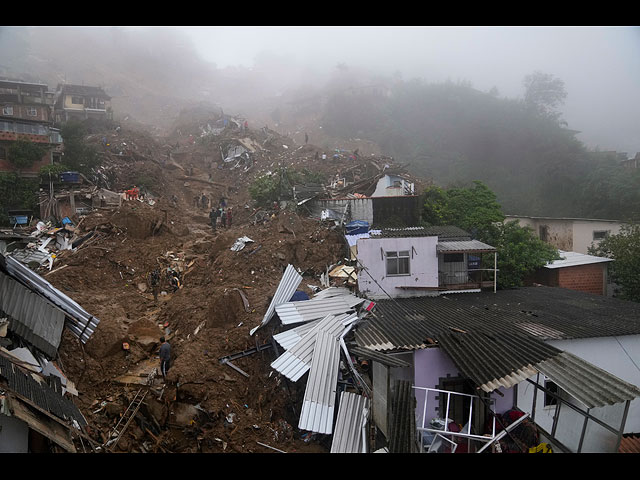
[2,106,13,116]
[71,96,84,105]
[443,253,464,263]
[543,379,559,407]
[386,250,410,276]
[593,230,609,241]
[26,107,38,116]
[0,146,6,160]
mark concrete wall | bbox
[572,220,623,254]
[506,216,624,254]
[356,235,438,299]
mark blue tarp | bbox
[290,290,310,302]
[345,220,369,235]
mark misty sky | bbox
[183,26,640,155]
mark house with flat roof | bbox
[355,226,497,299]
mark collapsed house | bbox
[309,163,422,227]
[0,253,99,452]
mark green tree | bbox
[422,181,504,239]
[60,120,100,174]
[0,172,39,225]
[486,221,561,289]
[421,182,559,288]
[588,224,640,302]
[7,139,47,170]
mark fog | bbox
[1,26,639,154]
[183,26,640,154]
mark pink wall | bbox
[356,236,439,299]
[413,347,514,428]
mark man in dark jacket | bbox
[209,208,218,231]
[159,337,171,381]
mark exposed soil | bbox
[41,113,406,453]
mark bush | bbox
[7,139,47,170]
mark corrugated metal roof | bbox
[250,264,302,335]
[0,354,86,426]
[544,250,613,269]
[298,329,341,434]
[271,313,353,381]
[537,351,640,408]
[0,271,65,358]
[273,320,320,351]
[276,294,364,325]
[354,289,640,405]
[358,287,640,347]
[370,226,471,240]
[330,391,370,453]
[2,254,99,344]
[436,239,496,253]
[348,346,411,368]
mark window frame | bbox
[385,250,411,276]
[2,106,14,116]
[593,230,609,241]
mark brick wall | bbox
[557,264,605,295]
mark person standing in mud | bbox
[149,269,160,303]
[209,207,218,231]
[221,208,227,228]
[227,207,233,227]
[159,337,171,381]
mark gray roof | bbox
[370,225,471,240]
[436,239,496,253]
[0,271,65,358]
[1,254,99,344]
[354,287,640,405]
[0,354,86,426]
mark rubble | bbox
[0,106,414,453]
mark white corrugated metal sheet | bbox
[436,240,496,252]
[271,314,351,381]
[331,391,370,453]
[544,250,613,269]
[298,329,341,434]
[275,294,364,325]
[273,320,320,351]
[250,264,302,335]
